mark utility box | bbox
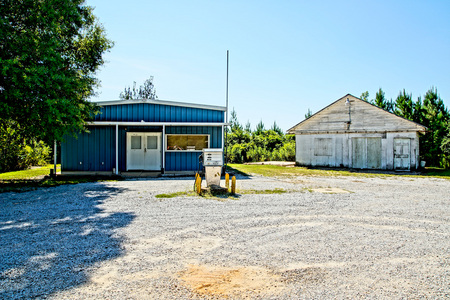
[203,149,223,166]
[203,149,223,187]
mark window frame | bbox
[314,138,333,156]
[165,134,210,152]
[130,135,142,149]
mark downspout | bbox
[115,124,119,175]
[162,125,165,173]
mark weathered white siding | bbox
[290,95,425,134]
[290,94,426,171]
[295,131,420,170]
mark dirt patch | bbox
[178,265,283,297]
[312,187,350,194]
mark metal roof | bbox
[287,94,427,134]
[93,99,227,112]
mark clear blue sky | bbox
[86,0,450,131]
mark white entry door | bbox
[394,138,410,170]
[126,132,162,171]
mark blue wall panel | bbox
[62,126,116,172]
[164,126,222,171]
[165,152,203,172]
[63,103,223,172]
[95,103,224,123]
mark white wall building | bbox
[287,94,427,170]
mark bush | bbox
[225,110,296,164]
[0,122,50,172]
[249,146,272,162]
[19,140,51,169]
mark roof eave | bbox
[92,99,227,112]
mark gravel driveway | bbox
[1,173,449,299]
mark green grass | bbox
[227,163,450,179]
[155,191,195,198]
[239,188,288,194]
[422,167,450,177]
[0,164,61,180]
[155,188,289,200]
[227,164,361,178]
[0,164,122,193]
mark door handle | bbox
[144,148,147,153]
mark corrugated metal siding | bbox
[165,152,204,172]
[62,125,222,172]
[164,126,222,171]
[95,103,224,123]
[62,126,116,171]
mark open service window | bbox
[166,134,209,151]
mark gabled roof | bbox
[288,94,427,134]
[93,98,227,112]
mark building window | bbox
[166,134,209,151]
[131,136,142,149]
[147,136,158,149]
[314,138,332,156]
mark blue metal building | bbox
[61,99,226,175]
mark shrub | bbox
[225,110,296,163]
[0,122,50,172]
[19,140,51,168]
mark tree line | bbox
[359,87,450,168]
[226,109,295,163]
[228,87,450,168]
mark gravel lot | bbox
[1,173,449,299]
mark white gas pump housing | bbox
[203,148,223,166]
[203,148,223,186]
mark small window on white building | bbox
[314,138,332,156]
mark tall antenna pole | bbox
[226,50,229,123]
[225,50,229,169]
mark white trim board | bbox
[90,121,228,127]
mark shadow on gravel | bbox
[0,183,135,299]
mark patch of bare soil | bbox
[178,265,283,298]
[312,187,350,193]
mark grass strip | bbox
[155,191,194,198]
[239,188,288,194]
[228,163,450,179]
[0,176,121,193]
[155,188,289,199]
[0,164,61,180]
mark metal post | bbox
[115,124,119,175]
[53,140,57,175]
[162,125,165,172]
[225,50,229,169]
[221,125,224,151]
[226,50,229,124]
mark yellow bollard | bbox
[196,176,202,195]
[194,173,199,192]
[225,173,230,191]
[231,176,236,194]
